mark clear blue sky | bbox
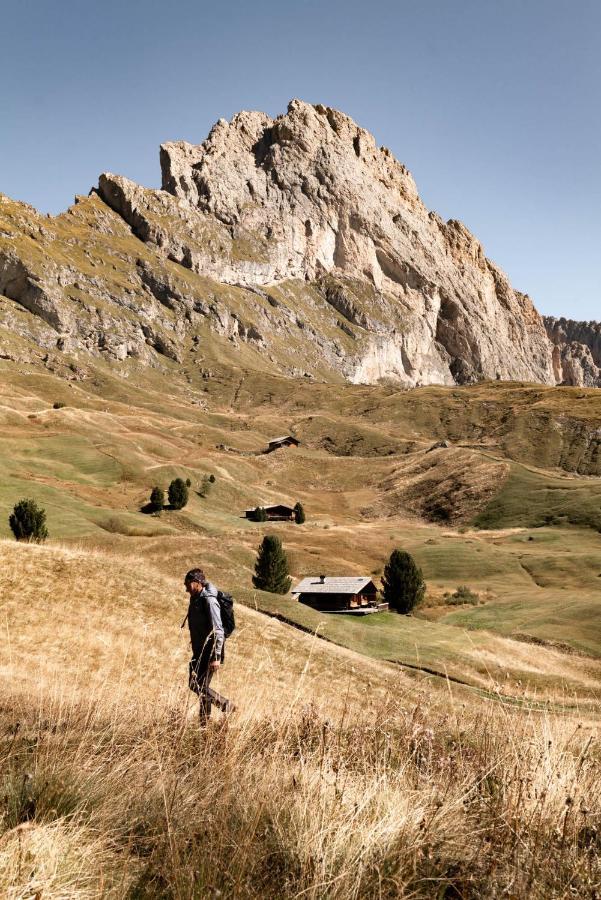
[2,0,599,320]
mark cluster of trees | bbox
[148,474,216,512]
[149,479,188,512]
[252,536,425,612]
[6,471,219,542]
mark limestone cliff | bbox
[0,99,598,387]
[545,317,601,387]
[99,99,555,386]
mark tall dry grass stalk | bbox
[1,678,599,899]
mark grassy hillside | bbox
[474,462,601,531]
[1,356,601,896]
[1,540,600,899]
[0,358,600,692]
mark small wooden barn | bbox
[291,576,379,612]
[245,504,296,521]
[266,435,300,452]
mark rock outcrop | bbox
[545,317,601,387]
[0,99,598,387]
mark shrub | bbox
[209,474,216,484]
[185,478,192,488]
[52,401,66,410]
[294,502,305,524]
[382,549,425,613]
[252,535,291,594]
[98,516,130,535]
[445,585,480,606]
[168,478,189,510]
[149,486,164,513]
[9,499,48,543]
[427,503,451,522]
[199,475,213,498]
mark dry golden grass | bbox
[1,540,600,898]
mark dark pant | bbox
[189,656,213,722]
[189,651,231,723]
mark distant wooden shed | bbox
[266,435,300,452]
[245,504,296,521]
[291,576,379,612]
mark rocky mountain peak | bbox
[159,99,422,286]
[102,99,554,385]
[0,100,598,387]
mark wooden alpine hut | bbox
[245,504,296,521]
[266,435,300,452]
[291,576,380,613]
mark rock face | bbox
[99,100,555,386]
[0,99,598,386]
[545,317,601,387]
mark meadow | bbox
[0,355,600,896]
[1,540,600,898]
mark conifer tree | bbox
[168,478,189,510]
[9,499,48,543]
[293,501,305,524]
[248,506,267,522]
[149,486,164,513]
[382,549,425,613]
[252,535,291,594]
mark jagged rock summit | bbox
[1,99,598,386]
[98,99,554,386]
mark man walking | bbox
[184,568,232,724]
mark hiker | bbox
[183,568,233,724]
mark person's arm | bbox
[202,582,224,663]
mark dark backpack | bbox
[217,590,236,638]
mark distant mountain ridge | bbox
[0,99,598,386]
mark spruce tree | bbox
[9,499,48,543]
[293,501,305,524]
[252,535,291,594]
[248,506,267,522]
[382,549,425,613]
[149,486,164,513]
[168,478,189,510]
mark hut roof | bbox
[245,503,295,513]
[291,576,376,595]
[268,435,299,444]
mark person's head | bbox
[184,568,207,595]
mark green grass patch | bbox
[473,464,601,532]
